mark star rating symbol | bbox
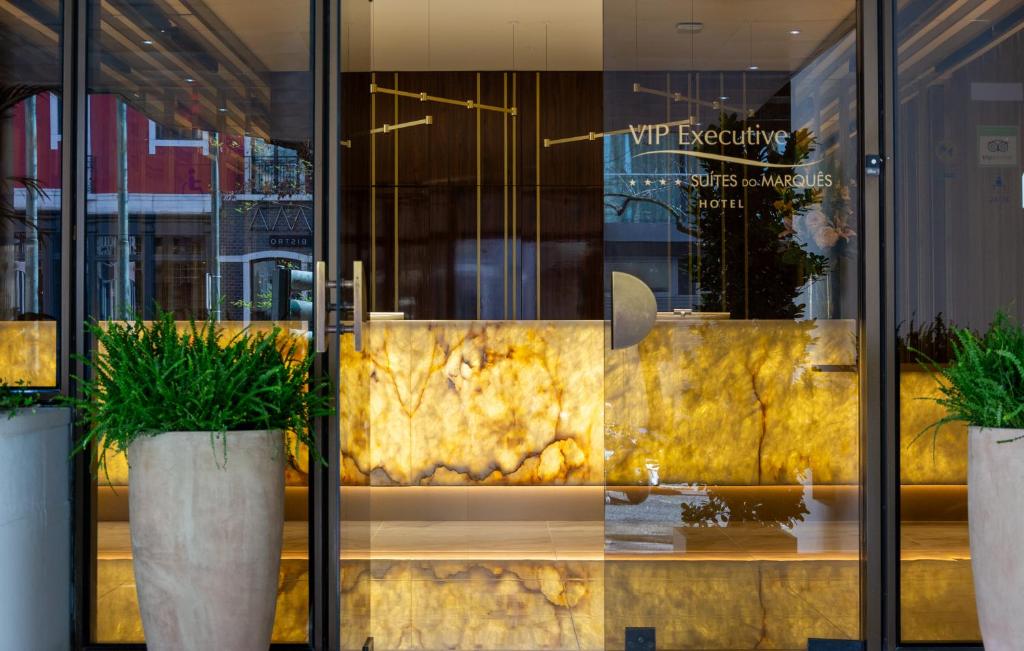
[675,179,684,187]
[659,179,667,186]
[628,179,636,187]
[644,178,652,186]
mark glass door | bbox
[333,1,866,649]
[83,0,319,643]
[601,1,863,648]
[894,0,1024,643]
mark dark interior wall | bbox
[896,30,1024,333]
[340,71,603,321]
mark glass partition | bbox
[337,2,607,649]
[85,0,316,642]
[0,1,63,389]
[895,0,1024,643]
[335,1,867,649]
[602,1,862,647]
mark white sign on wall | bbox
[978,126,1018,166]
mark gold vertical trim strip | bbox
[502,73,508,319]
[666,72,672,312]
[742,71,750,318]
[695,72,701,301]
[718,72,727,314]
[534,71,540,320]
[687,73,694,302]
[476,73,482,319]
[393,72,399,311]
[512,73,518,319]
[371,72,377,311]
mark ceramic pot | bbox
[128,430,284,651]
[968,426,1024,650]
[0,408,71,651]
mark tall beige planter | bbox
[128,430,284,651]
[968,426,1024,650]
[0,408,71,651]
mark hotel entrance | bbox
[334,1,863,649]
[2,0,1022,649]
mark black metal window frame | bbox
[52,0,983,649]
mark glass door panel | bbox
[84,0,317,642]
[895,0,1023,643]
[336,1,865,648]
[602,2,863,648]
[0,1,63,390]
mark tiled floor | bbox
[340,558,861,650]
[95,519,980,649]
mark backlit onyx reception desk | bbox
[339,318,964,488]
[333,317,958,491]
[0,318,964,487]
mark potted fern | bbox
[72,311,331,651]
[918,312,1024,648]
[0,380,71,651]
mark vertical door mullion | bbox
[310,0,326,646]
[65,0,91,646]
[880,0,900,648]
[859,0,888,649]
[311,0,342,648]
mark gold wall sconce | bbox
[370,115,433,135]
[370,83,517,116]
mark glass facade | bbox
[601,2,862,645]
[0,1,62,389]
[83,0,315,643]
[0,0,1021,649]
[895,0,1024,643]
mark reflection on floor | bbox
[95,522,310,643]
[94,520,980,648]
[341,558,859,650]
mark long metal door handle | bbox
[318,260,365,354]
[610,271,657,350]
[314,260,327,353]
[350,260,365,352]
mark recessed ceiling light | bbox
[748,65,759,70]
[789,29,801,35]
[719,95,728,101]
[142,39,153,45]
[675,21,704,33]
[218,107,227,112]
[185,77,194,83]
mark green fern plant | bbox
[0,379,39,418]
[917,311,1024,443]
[69,309,333,476]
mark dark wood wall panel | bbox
[340,71,604,320]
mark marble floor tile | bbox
[92,520,981,647]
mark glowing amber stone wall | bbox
[899,369,967,484]
[0,319,964,487]
[340,319,967,487]
[340,321,605,486]
[0,321,57,386]
[606,319,860,485]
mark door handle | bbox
[315,260,366,354]
[610,271,657,350]
[340,260,366,353]
[314,260,329,353]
